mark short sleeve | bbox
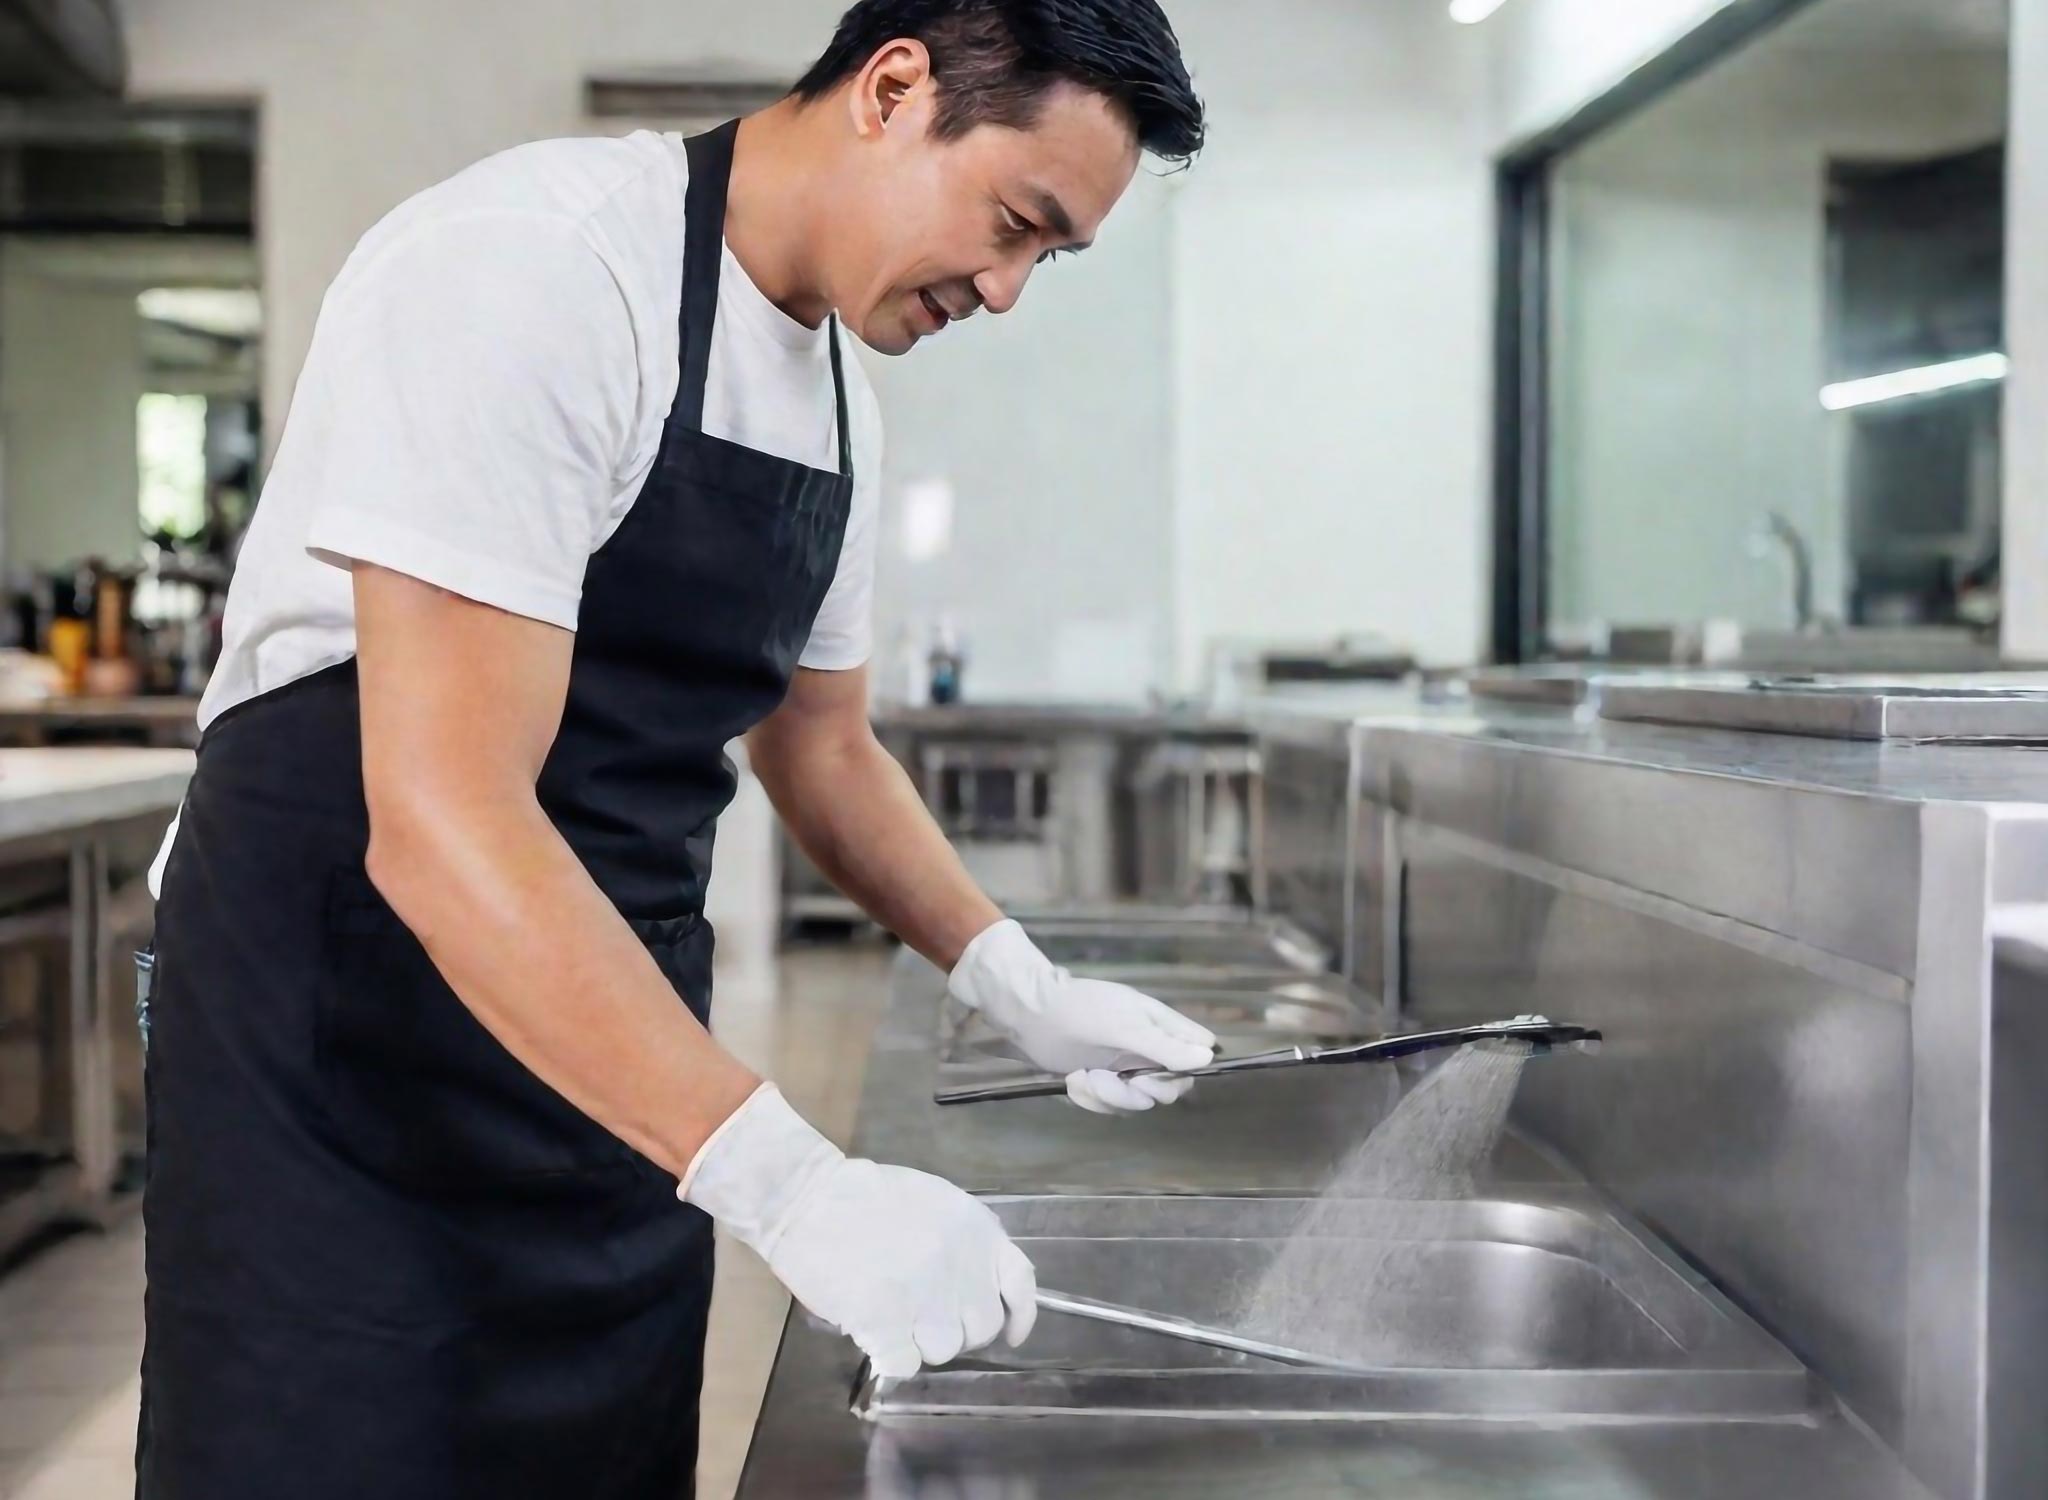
[301,210,639,630]
[798,363,882,671]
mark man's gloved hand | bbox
[947,919,1219,1114]
[681,1084,1036,1379]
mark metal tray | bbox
[1600,679,2048,742]
[1464,665,1607,709]
[854,1194,1810,1422]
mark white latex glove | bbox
[681,1083,1036,1379]
[948,919,1219,1115]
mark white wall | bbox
[0,250,146,573]
[866,175,1175,700]
[2008,0,2048,655]
[1167,0,1493,678]
[121,0,835,437]
[1484,0,1741,151]
[1549,46,2007,631]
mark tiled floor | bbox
[0,937,896,1500]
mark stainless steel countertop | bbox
[871,683,1428,740]
[735,950,1931,1498]
[874,702,1250,738]
[1259,693,2048,807]
[869,682,2048,809]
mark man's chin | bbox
[871,329,923,357]
[842,309,919,357]
[835,303,925,356]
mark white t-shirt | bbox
[151,130,883,894]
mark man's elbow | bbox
[362,771,475,923]
[364,750,552,895]
[755,712,880,788]
[364,797,434,921]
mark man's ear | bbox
[849,39,933,139]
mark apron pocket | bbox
[315,869,632,1188]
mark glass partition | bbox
[1540,0,2009,646]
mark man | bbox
[138,2,1210,1496]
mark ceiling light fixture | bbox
[1450,0,1513,23]
[1819,353,2009,411]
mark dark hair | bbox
[793,0,1204,166]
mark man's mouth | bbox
[918,289,952,332]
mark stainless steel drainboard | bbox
[1022,917,1331,974]
[854,1194,1810,1422]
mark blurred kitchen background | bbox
[0,0,2032,716]
[0,0,2029,899]
[0,0,2045,1497]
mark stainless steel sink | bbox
[855,1194,1809,1422]
[1021,915,1331,974]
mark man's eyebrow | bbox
[1032,188,1082,246]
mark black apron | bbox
[137,120,853,1500]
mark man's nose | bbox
[974,255,1036,317]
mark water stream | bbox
[1230,1044,1533,1364]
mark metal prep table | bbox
[0,697,202,749]
[786,703,1267,922]
[0,748,192,1258]
[734,684,2048,1499]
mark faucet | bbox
[1756,511,1816,632]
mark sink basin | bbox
[1022,915,1331,974]
[938,972,1377,1072]
[855,1194,1809,1422]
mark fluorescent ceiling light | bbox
[1820,353,2008,411]
[137,287,263,340]
[1450,0,1512,22]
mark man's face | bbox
[831,77,1142,355]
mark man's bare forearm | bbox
[752,723,1000,970]
[353,563,760,1181]
[365,789,761,1180]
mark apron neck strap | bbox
[676,120,738,431]
[827,316,852,479]
[678,119,855,481]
